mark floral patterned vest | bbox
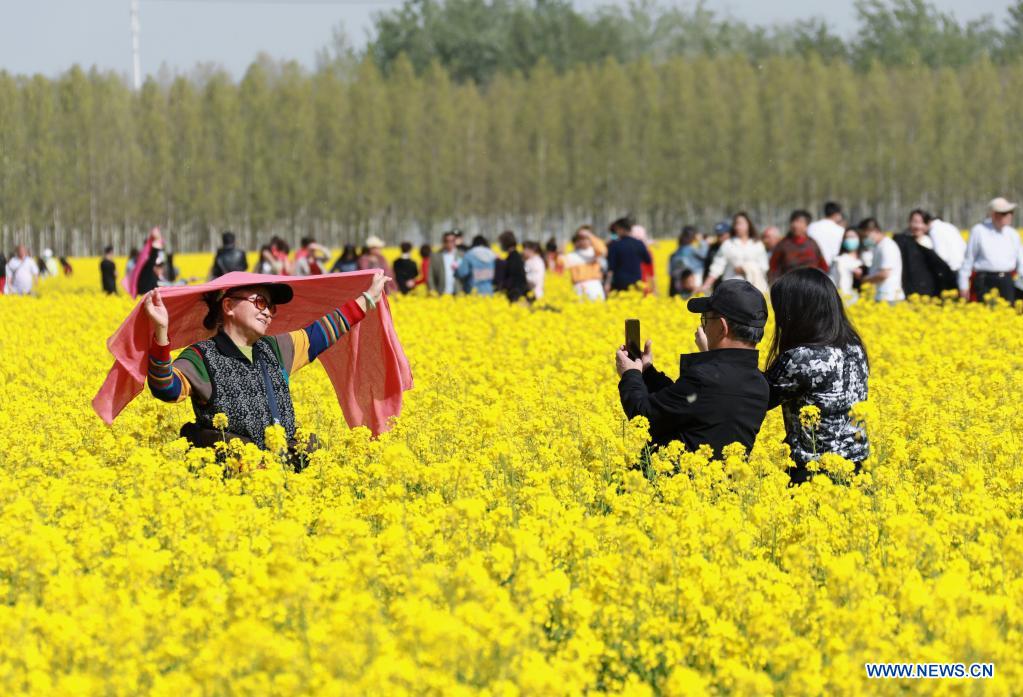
[190,332,296,449]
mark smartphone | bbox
[625,319,641,360]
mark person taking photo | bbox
[615,279,770,455]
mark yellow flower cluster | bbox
[1,249,1022,695]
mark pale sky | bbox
[0,0,1014,80]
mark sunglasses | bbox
[700,313,720,328]
[227,294,277,316]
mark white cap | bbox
[989,197,1017,214]
[365,235,385,249]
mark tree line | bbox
[363,0,1023,84]
[3,53,1023,255]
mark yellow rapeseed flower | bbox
[1,247,1021,693]
[212,412,229,430]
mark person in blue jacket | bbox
[458,235,498,296]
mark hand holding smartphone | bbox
[625,319,641,361]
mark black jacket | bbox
[136,251,160,295]
[211,246,248,278]
[393,257,419,293]
[501,250,529,301]
[618,349,769,454]
[893,233,956,297]
[100,258,117,294]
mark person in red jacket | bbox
[768,210,829,284]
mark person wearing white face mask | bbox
[830,228,865,299]
[562,226,607,300]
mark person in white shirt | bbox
[4,245,40,296]
[522,241,546,300]
[830,228,865,299]
[700,211,769,294]
[807,201,846,267]
[926,213,966,272]
[959,197,1023,302]
[859,218,904,302]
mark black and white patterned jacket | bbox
[764,344,869,469]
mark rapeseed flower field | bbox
[1,248,1021,695]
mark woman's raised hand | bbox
[368,273,391,303]
[143,289,170,344]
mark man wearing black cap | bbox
[616,279,770,455]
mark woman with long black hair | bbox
[765,268,869,483]
[700,211,769,294]
[330,244,359,274]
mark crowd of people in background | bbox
[230,227,569,303]
[666,197,1023,304]
[4,195,1022,305]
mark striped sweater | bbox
[147,299,366,403]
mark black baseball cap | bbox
[207,284,294,309]
[262,283,294,305]
[687,279,768,328]
[202,283,294,329]
[220,283,293,305]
